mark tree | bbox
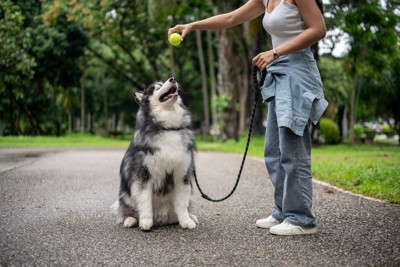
[319,56,351,139]
[324,0,399,144]
[0,1,36,135]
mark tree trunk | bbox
[195,30,210,134]
[207,30,217,130]
[6,84,40,135]
[8,89,14,135]
[349,74,361,145]
[325,102,336,119]
[101,69,108,132]
[68,112,72,133]
[80,80,85,133]
[251,23,268,136]
[337,104,347,141]
[237,23,251,134]
[217,29,239,140]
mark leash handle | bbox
[194,66,266,202]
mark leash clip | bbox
[253,66,267,92]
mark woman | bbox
[168,0,328,236]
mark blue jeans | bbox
[264,100,317,227]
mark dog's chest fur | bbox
[143,130,193,182]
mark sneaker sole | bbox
[256,222,280,229]
[270,227,317,236]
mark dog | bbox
[112,77,198,231]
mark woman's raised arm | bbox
[168,0,265,40]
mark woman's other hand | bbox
[252,50,276,71]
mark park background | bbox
[0,0,399,203]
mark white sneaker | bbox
[270,221,317,235]
[256,215,281,229]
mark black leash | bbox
[193,66,267,202]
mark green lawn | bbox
[197,136,400,204]
[0,134,129,148]
[311,145,400,204]
[1,134,399,203]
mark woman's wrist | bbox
[272,48,280,60]
[186,22,195,31]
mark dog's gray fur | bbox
[112,77,198,230]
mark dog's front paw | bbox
[123,217,138,228]
[180,218,196,229]
[189,213,199,224]
[139,218,153,231]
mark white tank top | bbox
[262,0,305,48]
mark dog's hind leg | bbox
[123,217,138,228]
[111,198,138,227]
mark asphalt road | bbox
[0,148,399,267]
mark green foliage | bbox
[324,1,400,144]
[1,0,399,139]
[319,56,349,106]
[0,1,36,86]
[354,123,364,139]
[211,94,231,113]
[320,118,340,144]
[382,125,395,138]
[29,16,88,87]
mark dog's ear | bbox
[134,91,144,104]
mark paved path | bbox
[0,148,399,266]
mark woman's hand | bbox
[168,24,193,41]
[252,50,276,71]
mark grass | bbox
[197,135,400,204]
[1,134,399,203]
[311,145,400,204]
[0,133,129,148]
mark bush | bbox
[320,118,340,144]
[382,125,395,138]
[364,128,376,140]
[354,124,364,138]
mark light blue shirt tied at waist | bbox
[261,49,328,136]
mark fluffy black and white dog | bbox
[112,77,198,231]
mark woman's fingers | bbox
[253,51,275,70]
[252,54,265,70]
[168,25,181,37]
[252,54,260,65]
[168,24,191,40]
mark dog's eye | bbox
[154,83,163,91]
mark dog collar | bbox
[160,126,190,131]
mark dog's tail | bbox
[110,200,124,224]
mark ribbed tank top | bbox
[262,0,305,48]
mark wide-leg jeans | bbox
[264,100,317,227]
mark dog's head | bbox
[134,77,180,108]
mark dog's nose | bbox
[169,77,176,83]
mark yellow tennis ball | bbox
[169,33,182,46]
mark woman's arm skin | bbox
[169,0,326,71]
[253,0,326,70]
[168,0,265,40]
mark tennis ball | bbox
[169,33,182,46]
